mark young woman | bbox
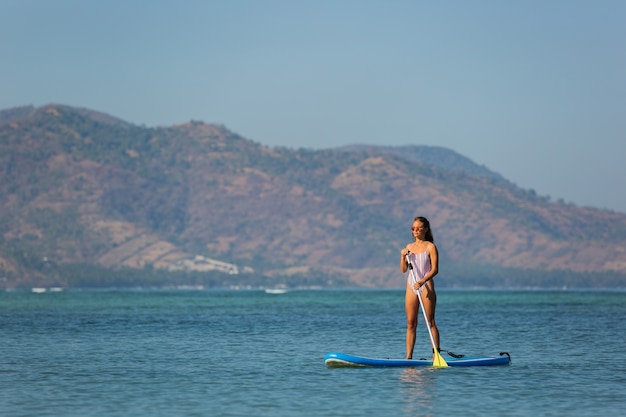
[399,216,440,359]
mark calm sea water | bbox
[1,288,625,417]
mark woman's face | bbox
[411,220,427,240]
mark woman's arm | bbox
[400,246,410,273]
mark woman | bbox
[400,216,440,360]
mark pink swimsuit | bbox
[407,251,431,295]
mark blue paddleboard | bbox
[324,352,511,367]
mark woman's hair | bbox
[414,216,434,242]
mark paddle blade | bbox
[432,351,449,368]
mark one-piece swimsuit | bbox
[407,251,431,295]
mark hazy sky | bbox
[2,0,625,213]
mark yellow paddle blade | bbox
[432,351,449,368]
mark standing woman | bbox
[400,216,440,359]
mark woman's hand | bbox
[400,248,410,272]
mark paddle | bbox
[406,254,448,368]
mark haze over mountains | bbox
[1,105,625,289]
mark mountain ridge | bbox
[338,144,507,183]
[1,104,625,289]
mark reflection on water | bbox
[399,367,437,416]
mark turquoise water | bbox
[1,289,625,416]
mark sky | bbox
[2,0,625,213]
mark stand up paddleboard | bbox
[324,352,511,368]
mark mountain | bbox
[338,144,507,183]
[1,104,625,289]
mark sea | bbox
[1,288,624,417]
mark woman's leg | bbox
[421,287,440,349]
[405,286,419,359]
